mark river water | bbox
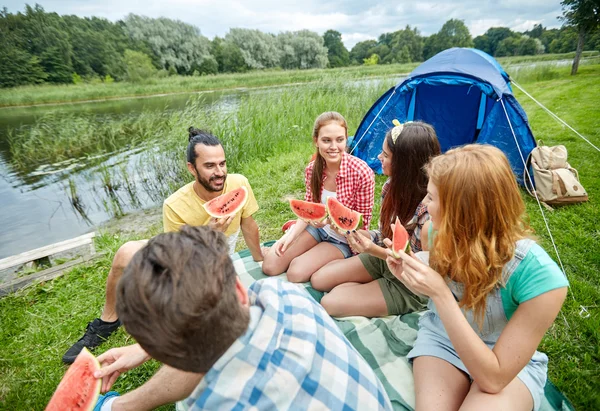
[0,90,240,260]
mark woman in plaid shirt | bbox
[311,121,441,318]
[262,112,375,283]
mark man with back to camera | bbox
[92,225,392,411]
[63,128,265,364]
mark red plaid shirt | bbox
[304,152,375,229]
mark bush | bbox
[123,50,157,83]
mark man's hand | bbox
[208,215,235,233]
[94,344,151,393]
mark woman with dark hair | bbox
[262,112,375,283]
[311,121,441,317]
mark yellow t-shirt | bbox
[162,174,259,238]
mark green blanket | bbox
[233,246,573,411]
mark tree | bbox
[560,0,600,74]
[225,28,280,69]
[473,35,492,54]
[212,37,248,73]
[382,25,424,63]
[485,27,514,56]
[350,40,378,65]
[123,14,214,75]
[17,5,74,84]
[323,30,349,67]
[277,30,328,69]
[423,19,474,59]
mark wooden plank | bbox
[0,232,96,271]
[0,252,105,297]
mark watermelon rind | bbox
[289,199,327,222]
[45,347,101,411]
[203,186,248,218]
[326,197,362,231]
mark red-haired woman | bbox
[388,145,568,411]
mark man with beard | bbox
[62,128,264,364]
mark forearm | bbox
[432,290,505,392]
[112,365,203,411]
[367,243,388,260]
[241,217,262,261]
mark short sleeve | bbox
[241,178,259,218]
[163,203,185,233]
[304,162,314,202]
[508,244,569,304]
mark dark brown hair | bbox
[310,112,348,203]
[380,121,441,240]
[116,225,250,373]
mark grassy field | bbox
[0,64,598,410]
[0,51,598,108]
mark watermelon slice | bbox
[391,217,411,258]
[46,347,101,411]
[326,197,362,231]
[289,199,327,222]
[203,186,248,218]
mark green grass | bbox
[514,64,600,409]
[0,63,416,108]
[497,50,599,65]
[0,64,599,410]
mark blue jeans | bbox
[305,225,352,258]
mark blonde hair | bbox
[310,112,348,202]
[427,144,530,324]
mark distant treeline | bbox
[1,4,599,88]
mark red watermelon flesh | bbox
[289,199,327,222]
[204,186,248,218]
[46,347,101,411]
[326,197,362,231]
[391,217,411,258]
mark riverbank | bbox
[0,63,598,410]
[0,51,597,109]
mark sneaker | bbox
[62,318,121,364]
[93,391,120,411]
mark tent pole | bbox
[350,90,396,155]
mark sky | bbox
[2,1,565,48]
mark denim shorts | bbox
[305,225,352,258]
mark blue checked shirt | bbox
[177,278,392,411]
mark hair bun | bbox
[188,126,199,142]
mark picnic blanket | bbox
[233,245,574,411]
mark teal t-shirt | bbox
[501,243,569,320]
[427,224,569,320]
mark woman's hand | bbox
[274,231,295,256]
[304,217,328,229]
[346,230,373,254]
[384,247,447,299]
[94,344,151,393]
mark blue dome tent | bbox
[350,47,536,184]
